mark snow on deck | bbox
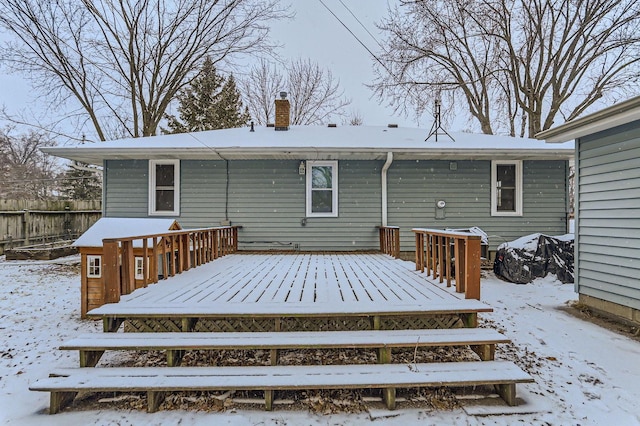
[89,253,492,317]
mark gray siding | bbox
[577,120,640,310]
[104,159,382,251]
[387,160,568,251]
[104,160,148,217]
[103,158,567,252]
[227,160,382,251]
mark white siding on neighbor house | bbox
[103,158,568,252]
[577,121,640,310]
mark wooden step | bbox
[30,361,534,413]
[62,328,510,367]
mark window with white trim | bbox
[306,161,338,217]
[491,160,523,216]
[87,255,102,278]
[134,256,147,280]
[149,159,180,216]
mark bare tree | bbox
[0,0,290,141]
[241,60,285,125]
[287,59,351,125]
[374,0,640,137]
[0,127,59,199]
[346,110,364,126]
[242,58,351,125]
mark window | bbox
[149,160,180,216]
[491,160,522,216]
[87,255,101,278]
[134,256,147,280]
[306,161,338,217]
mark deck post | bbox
[147,390,166,412]
[456,239,466,294]
[151,237,159,284]
[415,232,424,272]
[271,318,281,366]
[464,237,481,300]
[182,318,197,332]
[471,344,495,361]
[383,387,396,410]
[460,313,477,328]
[103,317,123,332]
[121,240,135,295]
[495,383,517,406]
[102,239,121,304]
[371,315,381,331]
[445,237,452,287]
[425,234,431,275]
[49,391,77,414]
[378,347,392,364]
[166,350,185,367]
[79,350,104,367]
[265,389,274,411]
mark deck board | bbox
[88,253,492,318]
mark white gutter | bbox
[381,152,393,226]
[71,161,103,174]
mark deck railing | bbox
[102,226,239,304]
[379,226,400,258]
[412,228,481,300]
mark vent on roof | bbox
[327,123,337,128]
[388,124,398,128]
[267,123,275,128]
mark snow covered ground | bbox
[1,254,639,426]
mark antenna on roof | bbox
[425,99,455,142]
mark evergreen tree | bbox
[164,57,250,133]
[60,163,102,200]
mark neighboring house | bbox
[538,96,640,326]
[44,98,573,258]
[73,217,181,317]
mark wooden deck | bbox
[89,253,492,332]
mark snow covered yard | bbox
[1,255,639,426]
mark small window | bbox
[149,160,180,216]
[306,161,338,217]
[491,160,522,216]
[134,256,147,280]
[87,255,101,278]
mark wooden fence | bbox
[102,226,239,304]
[379,226,400,258]
[0,200,101,255]
[413,228,482,300]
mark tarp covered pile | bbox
[493,233,574,284]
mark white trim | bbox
[491,160,523,216]
[306,160,338,217]
[149,159,180,216]
[381,152,394,226]
[87,255,102,278]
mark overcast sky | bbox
[267,0,418,127]
[0,1,428,141]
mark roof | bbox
[536,96,640,143]
[73,218,180,247]
[43,125,574,165]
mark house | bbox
[537,96,640,326]
[73,217,181,317]
[43,98,573,260]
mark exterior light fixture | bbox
[298,160,306,175]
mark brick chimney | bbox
[274,91,290,131]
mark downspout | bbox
[381,152,394,226]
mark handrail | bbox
[379,226,400,258]
[102,226,240,304]
[412,228,481,300]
